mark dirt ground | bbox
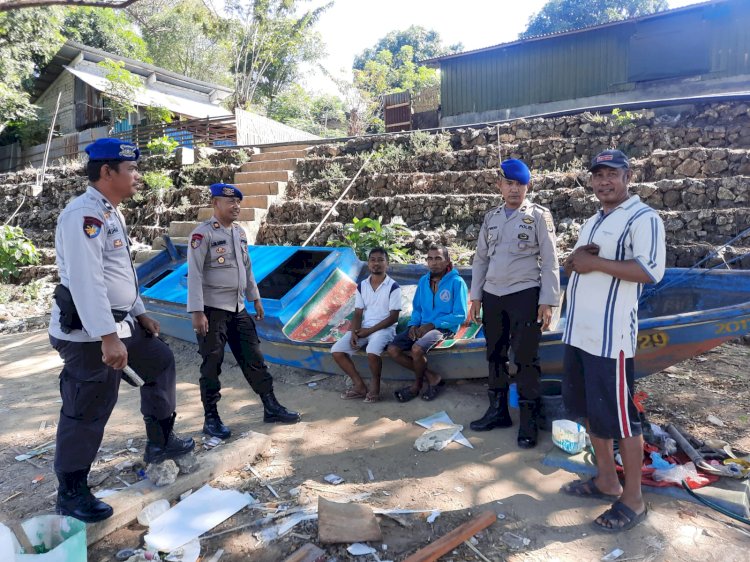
[1,328,749,561]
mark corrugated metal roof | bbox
[421,0,719,65]
[66,62,232,119]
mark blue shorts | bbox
[389,328,453,354]
[562,344,641,440]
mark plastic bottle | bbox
[137,499,171,526]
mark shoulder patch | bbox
[191,233,203,249]
[83,216,103,239]
[544,212,555,233]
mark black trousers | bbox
[197,306,273,410]
[482,287,542,400]
[51,323,177,473]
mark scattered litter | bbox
[116,548,137,561]
[179,489,193,501]
[88,470,110,487]
[497,513,506,520]
[144,485,254,552]
[347,543,376,556]
[247,465,280,498]
[300,374,331,385]
[382,544,387,551]
[307,382,318,388]
[318,496,382,544]
[175,454,199,475]
[367,469,375,481]
[602,548,625,561]
[707,414,726,427]
[129,448,140,454]
[464,539,492,562]
[324,474,345,485]
[39,420,47,431]
[414,423,464,452]
[415,411,473,449]
[256,510,318,544]
[281,543,324,562]
[203,436,223,450]
[138,499,171,526]
[500,531,530,549]
[14,442,55,462]
[94,488,120,498]
[116,460,136,472]
[164,539,200,562]
[379,513,411,527]
[31,475,44,484]
[552,419,587,454]
[288,486,301,497]
[127,438,134,448]
[116,475,133,488]
[145,460,179,487]
[454,486,464,493]
[695,357,708,362]
[426,510,441,524]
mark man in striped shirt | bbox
[561,150,665,533]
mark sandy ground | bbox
[1,330,749,561]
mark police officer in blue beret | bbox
[49,138,194,522]
[469,159,560,448]
[186,183,300,439]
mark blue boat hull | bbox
[137,243,750,381]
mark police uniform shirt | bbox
[186,217,259,313]
[470,200,560,306]
[49,186,145,342]
[562,195,666,359]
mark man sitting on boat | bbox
[331,247,402,403]
[387,245,469,402]
[561,150,666,533]
[187,183,300,440]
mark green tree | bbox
[0,7,63,133]
[62,7,151,61]
[98,58,142,123]
[353,25,462,70]
[268,84,346,137]
[354,45,439,99]
[521,0,669,38]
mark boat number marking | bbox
[637,332,669,349]
[715,318,750,334]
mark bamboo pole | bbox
[402,511,497,562]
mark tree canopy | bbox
[63,6,150,61]
[521,0,669,38]
[353,25,462,70]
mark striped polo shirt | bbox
[563,195,666,359]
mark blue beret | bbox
[85,138,140,161]
[500,159,531,185]
[210,183,243,201]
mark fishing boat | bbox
[137,239,750,381]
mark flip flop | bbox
[421,380,445,401]
[394,386,419,403]
[593,501,648,533]
[341,389,367,400]
[364,393,380,403]
[561,479,620,500]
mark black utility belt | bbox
[53,284,131,334]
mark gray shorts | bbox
[389,328,453,354]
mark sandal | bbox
[593,501,648,533]
[421,380,445,401]
[561,479,620,500]
[341,389,367,400]
[394,386,419,403]
[364,393,380,403]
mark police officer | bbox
[187,183,300,439]
[49,138,195,523]
[469,159,560,448]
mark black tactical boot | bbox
[470,389,513,431]
[144,413,195,464]
[260,390,300,423]
[56,468,113,523]
[517,398,540,449]
[203,407,231,439]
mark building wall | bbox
[440,0,750,123]
[35,72,76,135]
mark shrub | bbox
[146,136,179,155]
[142,170,173,191]
[410,130,451,156]
[327,216,412,263]
[0,225,40,281]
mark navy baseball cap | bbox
[499,159,531,185]
[589,149,629,171]
[210,183,243,201]
[85,138,140,161]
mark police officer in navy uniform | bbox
[187,183,300,439]
[469,159,560,448]
[49,138,194,523]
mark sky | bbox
[300,0,707,95]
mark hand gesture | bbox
[469,300,482,323]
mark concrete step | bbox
[134,249,163,264]
[241,195,272,209]
[152,236,188,250]
[236,181,286,196]
[260,144,312,154]
[197,207,256,221]
[240,158,300,173]
[168,221,201,237]
[251,149,308,162]
[235,170,293,183]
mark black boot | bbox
[517,399,540,449]
[144,413,195,464]
[56,468,113,523]
[260,390,300,423]
[203,407,231,439]
[470,389,513,431]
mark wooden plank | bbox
[317,497,382,544]
[282,543,326,562]
[402,511,497,562]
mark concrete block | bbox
[235,170,293,183]
[241,158,300,172]
[174,147,194,166]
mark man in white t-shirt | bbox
[332,247,401,402]
[561,150,666,533]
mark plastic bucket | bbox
[539,381,566,431]
[0,515,86,562]
[552,419,587,455]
